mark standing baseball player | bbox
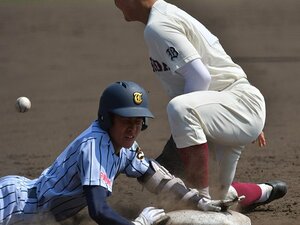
[114,0,287,210]
[0,81,234,225]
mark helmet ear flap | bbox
[141,117,149,131]
[98,113,112,131]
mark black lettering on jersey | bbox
[149,57,170,72]
[166,47,178,61]
[162,62,170,71]
[150,57,162,72]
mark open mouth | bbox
[125,135,134,140]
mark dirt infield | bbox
[0,0,299,224]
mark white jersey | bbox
[0,121,149,224]
[144,0,247,98]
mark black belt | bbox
[28,187,37,198]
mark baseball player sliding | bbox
[0,81,240,225]
[114,0,287,210]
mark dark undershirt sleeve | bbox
[83,185,134,225]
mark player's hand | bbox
[197,195,245,212]
[133,207,166,225]
[252,131,267,147]
[219,195,245,211]
[197,197,222,212]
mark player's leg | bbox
[177,143,210,198]
[155,136,184,178]
[213,145,243,199]
[0,176,41,224]
[166,88,264,199]
[155,139,288,210]
[166,91,228,198]
[229,181,287,211]
[156,136,210,198]
[156,139,241,200]
[0,176,25,224]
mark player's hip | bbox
[168,80,266,123]
[227,78,266,117]
[0,176,46,224]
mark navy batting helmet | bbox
[98,81,154,131]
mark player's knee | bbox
[167,96,190,122]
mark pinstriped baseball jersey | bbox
[0,120,150,224]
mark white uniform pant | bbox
[167,78,266,198]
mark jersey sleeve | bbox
[77,137,115,192]
[77,138,103,186]
[144,21,200,73]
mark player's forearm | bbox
[84,185,133,225]
[167,180,201,207]
[137,160,201,209]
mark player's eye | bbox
[124,118,143,127]
[114,115,143,128]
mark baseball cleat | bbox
[241,180,287,211]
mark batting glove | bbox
[219,195,246,211]
[197,196,246,212]
[133,207,166,225]
[197,197,222,212]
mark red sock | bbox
[232,182,262,207]
[177,143,209,189]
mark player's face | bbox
[114,0,139,22]
[109,115,143,152]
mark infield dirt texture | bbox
[0,0,299,224]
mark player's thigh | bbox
[0,176,25,224]
[174,90,261,146]
[0,176,40,224]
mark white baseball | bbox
[15,96,31,113]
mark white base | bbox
[165,209,251,225]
